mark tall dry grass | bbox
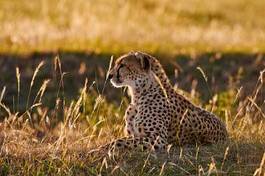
[0,56,264,175]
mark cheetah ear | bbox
[135,52,150,71]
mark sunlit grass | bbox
[1,0,265,54]
[0,56,264,175]
[0,0,265,174]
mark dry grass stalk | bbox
[26,61,45,109]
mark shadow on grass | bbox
[0,51,264,119]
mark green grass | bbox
[1,143,264,175]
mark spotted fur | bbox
[106,51,228,151]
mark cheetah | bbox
[133,51,228,145]
[105,51,228,151]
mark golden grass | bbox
[0,1,265,173]
[0,56,264,175]
[1,0,265,54]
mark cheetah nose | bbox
[107,73,113,80]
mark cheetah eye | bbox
[118,64,126,70]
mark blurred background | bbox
[1,0,265,53]
[0,0,264,117]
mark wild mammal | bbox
[106,51,228,151]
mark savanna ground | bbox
[0,0,265,175]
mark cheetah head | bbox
[108,52,151,88]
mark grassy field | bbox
[1,0,265,54]
[0,0,265,175]
[0,54,265,175]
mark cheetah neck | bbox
[149,58,175,96]
[128,74,162,105]
[149,57,195,107]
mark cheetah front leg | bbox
[107,136,167,153]
[87,137,165,157]
[90,135,168,158]
[124,104,137,136]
